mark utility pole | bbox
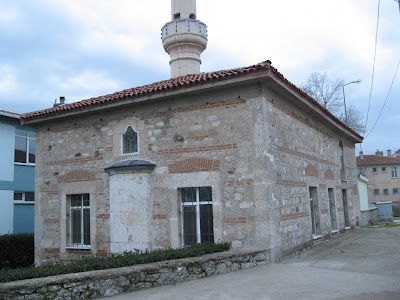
[396,0,400,13]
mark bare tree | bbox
[300,72,364,134]
[338,105,364,133]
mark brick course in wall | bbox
[168,158,221,173]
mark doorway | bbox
[328,188,337,230]
[309,187,320,236]
[342,189,350,227]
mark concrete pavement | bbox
[109,226,400,299]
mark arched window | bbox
[122,126,138,154]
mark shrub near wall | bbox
[0,242,230,283]
[0,234,34,269]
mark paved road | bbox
[110,226,400,299]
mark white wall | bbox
[0,122,15,234]
[0,122,15,181]
[0,190,13,234]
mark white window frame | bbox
[13,191,35,204]
[382,167,387,172]
[372,167,377,173]
[374,189,380,195]
[121,125,139,155]
[68,194,91,249]
[180,187,213,246]
[392,167,398,178]
[14,129,35,166]
[383,188,389,195]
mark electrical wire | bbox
[362,0,381,136]
[364,58,400,138]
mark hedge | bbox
[0,233,34,270]
[0,242,231,283]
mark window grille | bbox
[180,187,214,245]
[69,194,90,247]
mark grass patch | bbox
[384,223,400,228]
[0,242,230,283]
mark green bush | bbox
[0,233,34,270]
[0,242,231,283]
[393,209,400,218]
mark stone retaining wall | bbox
[360,208,379,227]
[0,249,269,300]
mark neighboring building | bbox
[356,150,400,207]
[21,0,362,265]
[0,110,35,234]
[357,174,378,226]
[358,174,369,212]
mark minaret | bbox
[162,0,208,78]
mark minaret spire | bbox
[162,0,208,78]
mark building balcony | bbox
[161,19,208,41]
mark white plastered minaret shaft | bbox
[162,0,208,78]
[171,0,196,20]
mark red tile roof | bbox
[19,60,362,141]
[357,155,400,166]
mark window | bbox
[374,189,380,195]
[383,189,389,195]
[393,188,399,195]
[181,187,214,245]
[14,129,35,164]
[382,167,387,172]
[14,192,34,203]
[372,167,377,173]
[392,167,398,178]
[122,126,138,154]
[68,194,90,248]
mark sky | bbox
[0,0,399,155]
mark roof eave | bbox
[21,71,269,126]
[264,72,363,144]
[21,68,364,144]
[0,110,20,120]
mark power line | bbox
[364,59,400,138]
[362,0,381,136]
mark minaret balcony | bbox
[161,19,208,41]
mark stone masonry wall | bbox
[33,80,360,264]
[259,85,360,260]
[0,249,269,300]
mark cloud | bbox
[0,0,398,154]
[0,65,17,94]
[57,0,170,72]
